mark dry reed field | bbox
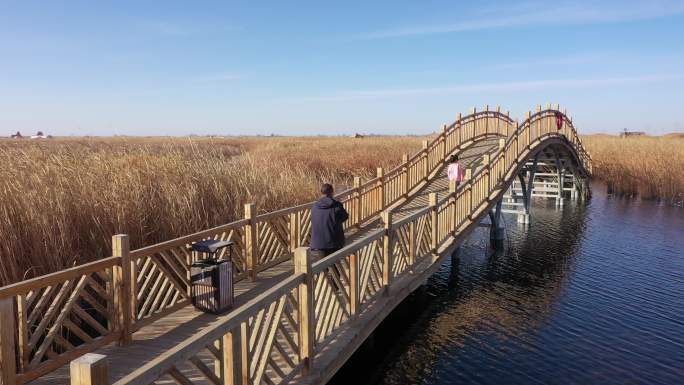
[582,134,684,205]
[0,136,425,285]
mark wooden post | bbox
[484,104,489,134]
[401,154,409,197]
[442,124,448,162]
[376,167,385,211]
[514,120,520,157]
[353,177,362,226]
[483,154,491,197]
[244,203,258,281]
[500,146,506,183]
[465,169,473,218]
[457,112,463,144]
[408,220,415,268]
[0,298,16,385]
[70,353,109,385]
[289,212,299,252]
[536,105,542,139]
[294,247,313,373]
[498,138,505,149]
[349,252,360,319]
[112,234,132,346]
[16,295,28,372]
[526,111,532,148]
[381,211,393,294]
[429,193,438,259]
[216,328,242,385]
[421,140,429,180]
[495,106,501,135]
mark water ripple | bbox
[331,182,684,385]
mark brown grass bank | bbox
[0,136,424,285]
[582,134,684,205]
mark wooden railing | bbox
[0,105,589,385]
[91,105,590,385]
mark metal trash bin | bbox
[190,240,234,314]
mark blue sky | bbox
[1,0,684,136]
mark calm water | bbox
[331,182,684,385]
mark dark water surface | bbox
[330,182,684,385]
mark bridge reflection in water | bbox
[330,200,589,385]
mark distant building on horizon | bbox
[10,131,23,138]
[30,131,52,139]
[620,128,645,137]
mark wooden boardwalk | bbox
[29,139,501,385]
[0,105,592,385]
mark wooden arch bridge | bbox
[0,104,591,385]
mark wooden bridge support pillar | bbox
[488,199,505,251]
[556,171,565,208]
[515,152,539,225]
[552,150,565,208]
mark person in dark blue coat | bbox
[310,183,349,260]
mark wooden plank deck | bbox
[28,139,500,385]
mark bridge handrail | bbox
[115,105,591,385]
[0,105,589,385]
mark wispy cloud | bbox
[357,0,684,40]
[284,74,684,102]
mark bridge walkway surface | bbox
[30,141,500,385]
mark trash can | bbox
[190,240,234,314]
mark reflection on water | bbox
[331,182,684,385]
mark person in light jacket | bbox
[447,154,465,186]
[310,183,349,260]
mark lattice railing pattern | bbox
[256,216,291,268]
[289,206,312,250]
[130,222,249,329]
[242,286,301,385]
[391,221,413,277]
[311,257,351,345]
[133,248,191,322]
[0,258,120,384]
[355,237,385,305]
[414,213,432,261]
[152,337,223,385]
[20,269,113,369]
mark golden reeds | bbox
[582,134,684,204]
[0,136,424,285]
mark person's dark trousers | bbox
[310,248,339,261]
[310,248,343,291]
